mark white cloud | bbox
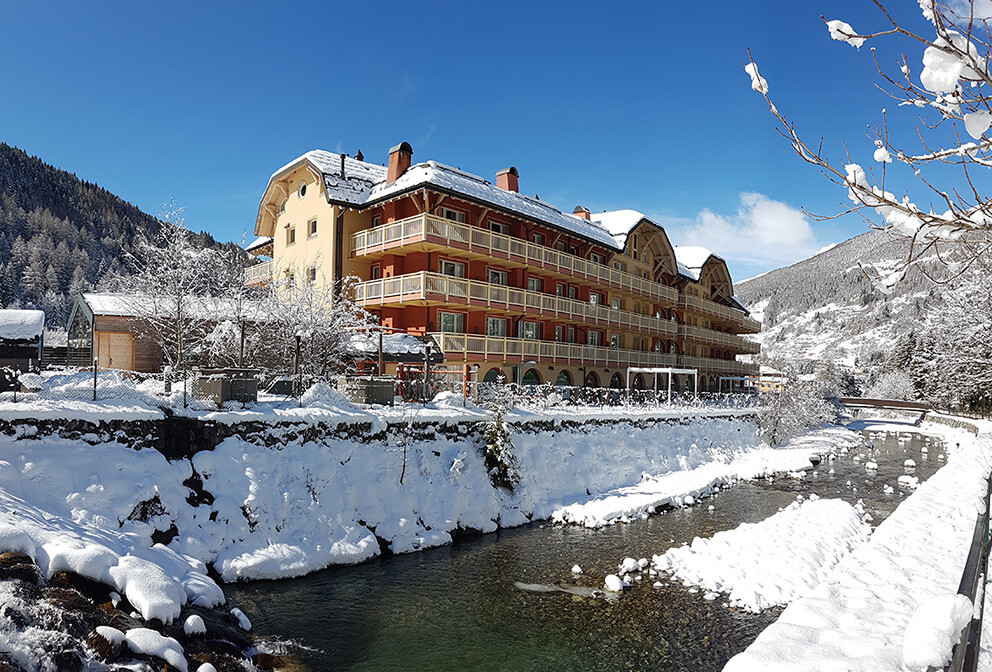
[660,192,821,270]
[946,0,992,20]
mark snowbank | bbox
[652,496,871,612]
[725,419,991,672]
[552,427,858,527]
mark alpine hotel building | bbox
[248,143,760,391]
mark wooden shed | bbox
[0,309,45,371]
[67,293,163,372]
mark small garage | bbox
[66,293,162,372]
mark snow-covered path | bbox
[724,417,991,672]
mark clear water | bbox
[226,425,943,672]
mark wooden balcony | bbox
[430,332,679,368]
[678,324,762,355]
[678,295,761,333]
[351,214,679,305]
[352,272,678,338]
[244,259,274,286]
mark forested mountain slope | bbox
[734,229,941,371]
[0,142,227,329]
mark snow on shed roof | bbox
[81,293,274,322]
[0,310,45,340]
[348,332,430,357]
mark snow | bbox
[184,614,206,636]
[552,427,860,528]
[902,593,973,670]
[347,331,430,356]
[724,419,991,672]
[873,146,892,163]
[827,19,865,49]
[94,625,126,646]
[965,110,992,139]
[0,310,44,341]
[652,497,870,612]
[744,61,768,94]
[673,245,720,281]
[231,607,251,631]
[590,209,650,248]
[244,235,273,253]
[125,628,188,672]
[604,574,624,592]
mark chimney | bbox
[387,142,413,183]
[573,205,590,220]
[355,149,364,162]
[496,167,519,193]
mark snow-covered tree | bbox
[864,369,917,400]
[746,1,992,291]
[758,362,840,445]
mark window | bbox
[489,220,508,234]
[308,219,318,238]
[370,265,381,280]
[286,225,296,246]
[440,207,466,223]
[555,325,563,342]
[611,333,621,349]
[487,269,508,285]
[486,317,507,336]
[556,242,565,252]
[372,215,381,227]
[590,252,605,264]
[527,276,542,292]
[567,326,575,343]
[306,267,317,285]
[588,331,601,346]
[556,283,566,297]
[279,199,287,214]
[521,321,541,340]
[611,297,622,310]
[297,181,307,199]
[438,312,464,333]
[568,285,577,299]
[439,259,465,277]
[532,233,545,245]
[631,234,638,260]
[286,271,295,287]
[590,292,602,305]
[613,261,624,271]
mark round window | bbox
[297,181,307,198]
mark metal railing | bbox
[352,271,679,337]
[679,295,761,333]
[351,213,680,304]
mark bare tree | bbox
[745,0,992,291]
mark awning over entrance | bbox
[625,366,699,402]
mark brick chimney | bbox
[496,167,519,193]
[573,205,590,220]
[387,142,413,183]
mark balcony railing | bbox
[678,355,758,376]
[678,295,761,333]
[678,324,762,354]
[353,272,678,337]
[351,214,679,304]
[430,332,679,368]
[244,259,274,285]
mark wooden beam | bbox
[477,207,489,226]
[431,194,448,214]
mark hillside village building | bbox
[248,143,760,391]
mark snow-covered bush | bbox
[864,370,916,401]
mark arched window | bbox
[555,370,573,386]
[610,372,624,389]
[522,368,542,386]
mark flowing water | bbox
[226,424,944,672]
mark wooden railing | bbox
[351,213,679,304]
[244,260,274,285]
[678,324,762,354]
[678,295,761,333]
[430,332,679,368]
[353,272,678,337]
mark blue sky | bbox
[0,1,949,280]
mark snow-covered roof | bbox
[364,161,619,250]
[80,293,274,322]
[590,209,649,248]
[245,236,273,253]
[0,310,45,340]
[673,246,721,281]
[347,332,431,357]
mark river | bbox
[226,423,944,671]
